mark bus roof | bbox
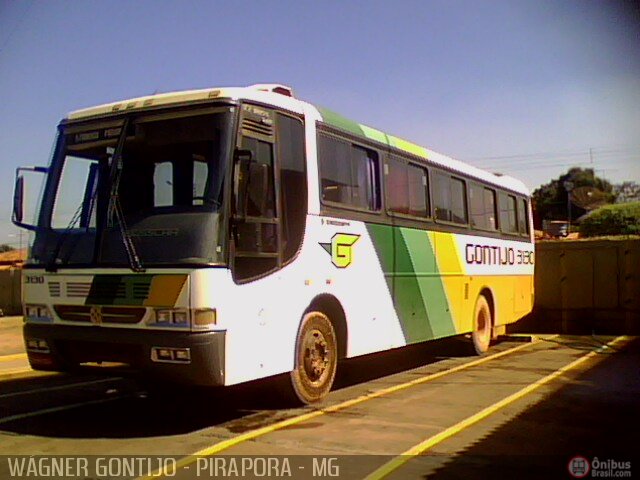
[67,84,529,196]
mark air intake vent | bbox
[132,282,151,300]
[90,280,127,300]
[242,117,274,137]
[49,282,61,298]
[67,282,92,298]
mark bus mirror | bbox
[233,149,252,219]
[13,166,48,231]
[13,176,24,224]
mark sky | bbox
[1,0,639,247]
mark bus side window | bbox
[277,114,306,264]
[318,133,380,211]
[450,177,467,224]
[470,184,497,231]
[498,192,518,234]
[386,156,429,218]
[518,198,529,235]
[240,137,276,219]
[484,188,498,230]
[433,172,451,221]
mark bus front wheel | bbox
[471,296,492,355]
[290,311,337,404]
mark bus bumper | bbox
[23,323,226,387]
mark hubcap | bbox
[302,328,330,384]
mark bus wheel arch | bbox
[471,290,493,355]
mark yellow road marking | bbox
[0,353,27,363]
[364,335,630,480]
[138,338,544,480]
[0,367,58,381]
[0,367,32,377]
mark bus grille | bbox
[64,280,151,301]
[54,305,146,324]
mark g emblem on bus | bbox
[320,233,360,268]
[89,306,103,325]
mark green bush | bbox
[580,202,640,237]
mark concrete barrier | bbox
[512,238,640,334]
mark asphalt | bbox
[0,317,638,479]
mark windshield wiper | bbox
[104,119,145,273]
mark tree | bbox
[531,168,616,229]
[581,202,640,237]
[0,244,16,253]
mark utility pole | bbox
[563,180,574,234]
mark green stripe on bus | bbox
[360,124,388,144]
[318,107,430,160]
[388,136,428,159]
[400,229,456,338]
[367,225,456,344]
[317,107,365,137]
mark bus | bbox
[12,84,534,404]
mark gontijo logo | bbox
[320,233,360,268]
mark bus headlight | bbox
[24,304,53,322]
[152,309,190,326]
[156,310,173,324]
[173,311,189,325]
[26,338,50,353]
[149,308,217,329]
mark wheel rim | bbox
[302,328,330,385]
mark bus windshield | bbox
[31,106,237,268]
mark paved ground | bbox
[0,318,638,479]
[0,316,24,356]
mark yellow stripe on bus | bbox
[143,275,188,307]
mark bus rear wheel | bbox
[290,311,337,404]
[471,295,492,355]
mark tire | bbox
[471,296,492,355]
[290,311,338,404]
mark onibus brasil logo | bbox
[320,233,361,268]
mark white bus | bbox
[13,84,534,403]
